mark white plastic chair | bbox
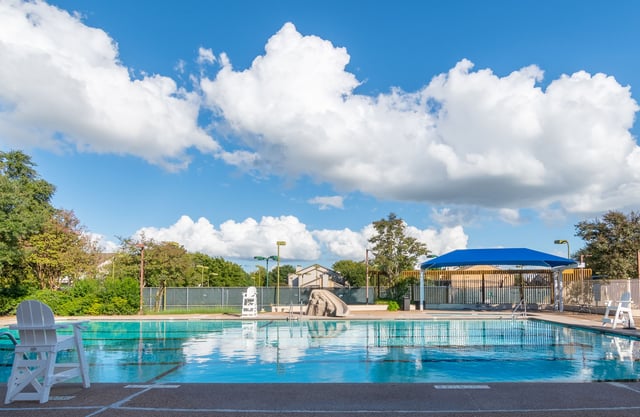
[241,286,258,317]
[4,300,90,404]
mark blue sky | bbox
[2,0,640,269]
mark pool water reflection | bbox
[1,319,638,383]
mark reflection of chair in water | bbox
[612,338,635,361]
[4,300,90,404]
[241,286,258,317]
[603,292,635,329]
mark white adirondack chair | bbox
[4,300,90,404]
[241,286,258,317]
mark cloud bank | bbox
[202,22,640,216]
[0,0,218,171]
[2,3,639,262]
[134,214,467,262]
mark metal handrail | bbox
[1,331,18,345]
[512,298,527,318]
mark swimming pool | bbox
[1,319,638,383]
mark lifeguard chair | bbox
[241,286,258,317]
[602,292,635,329]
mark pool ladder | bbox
[512,298,527,319]
[1,332,18,345]
[287,302,304,321]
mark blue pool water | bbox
[1,319,638,383]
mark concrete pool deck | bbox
[1,309,640,417]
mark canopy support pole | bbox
[419,269,424,311]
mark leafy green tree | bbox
[368,213,429,283]
[204,256,251,287]
[145,241,191,287]
[273,264,295,287]
[25,209,100,289]
[332,259,366,287]
[0,150,55,287]
[575,210,640,280]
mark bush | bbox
[100,277,139,314]
[387,300,400,311]
[4,277,140,316]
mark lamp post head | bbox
[268,255,278,261]
[554,239,568,244]
[254,256,266,261]
[277,241,286,246]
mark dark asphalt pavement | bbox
[2,381,640,417]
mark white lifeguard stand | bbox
[241,286,258,317]
[602,292,635,329]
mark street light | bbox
[136,243,145,315]
[276,241,286,307]
[554,239,570,259]
[196,265,209,287]
[253,255,278,287]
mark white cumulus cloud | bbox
[308,195,344,210]
[135,214,466,263]
[136,215,321,261]
[0,0,218,171]
[201,22,640,217]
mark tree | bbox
[143,241,191,287]
[275,264,295,287]
[575,210,640,280]
[368,213,429,285]
[332,260,366,287]
[25,209,100,289]
[190,253,252,287]
[0,150,55,287]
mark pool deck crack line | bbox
[83,385,156,417]
[608,381,640,394]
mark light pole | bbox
[254,255,277,312]
[554,239,570,259]
[276,241,286,306]
[254,255,278,287]
[365,249,372,305]
[136,243,145,315]
[196,265,209,287]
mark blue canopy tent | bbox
[418,248,578,311]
